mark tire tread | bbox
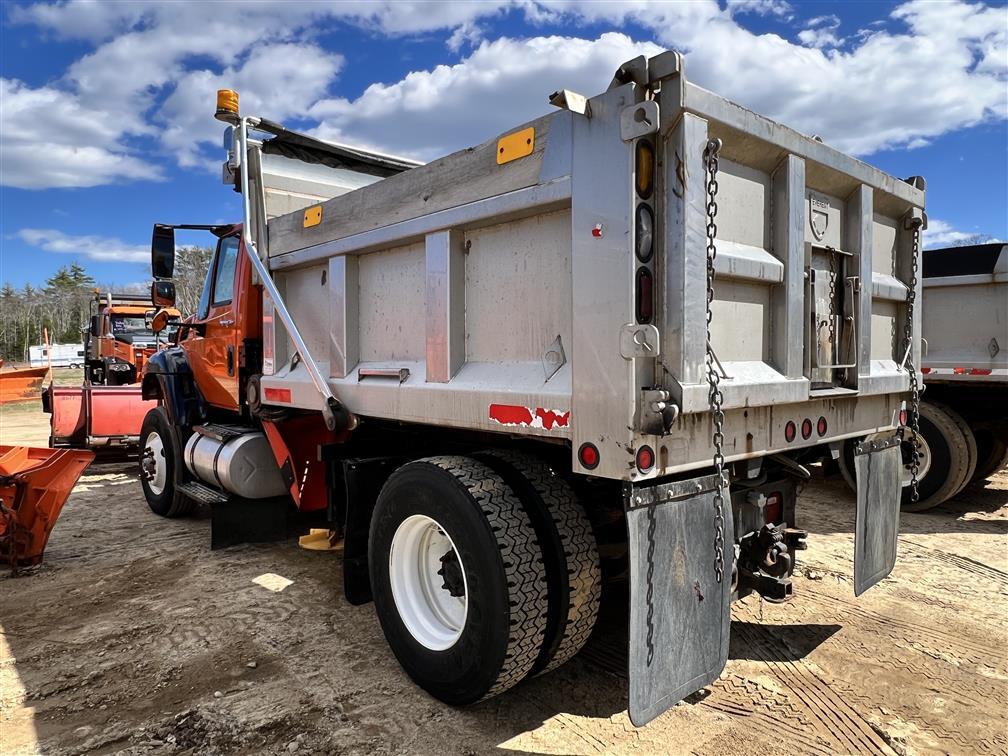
[423,456,548,699]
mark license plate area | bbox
[624,473,732,726]
[853,434,901,596]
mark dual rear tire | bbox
[368,453,600,705]
[839,400,983,512]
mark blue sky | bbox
[1,0,1005,289]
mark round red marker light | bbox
[817,416,828,437]
[801,418,813,440]
[784,420,796,443]
[578,442,600,470]
[636,445,655,473]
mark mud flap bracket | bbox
[625,473,732,726]
[853,434,901,596]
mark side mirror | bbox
[151,280,176,307]
[90,315,99,337]
[151,224,176,279]
[150,309,172,334]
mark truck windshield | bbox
[110,315,148,333]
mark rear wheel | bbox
[475,450,601,674]
[839,401,976,512]
[971,428,1008,482]
[138,407,193,518]
[369,456,548,704]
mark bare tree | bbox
[173,246,214,316]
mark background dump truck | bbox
[84,292,180,386]
[138,52,924,725]
[840,242,1007,510]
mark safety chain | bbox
[703,138,727,584]
[904,218,923,503]
[827,252,838,369]
[644,503,657,665]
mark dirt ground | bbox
[1,401,1006,756]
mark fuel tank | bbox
[183,427,287,499]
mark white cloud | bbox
[923,220,1003,249]
[310,33,663,160]
[159,43,344,167]
[0,79,158,189]
[16,228,148,263]
[6,0,1007,192]
[798,14,843,48]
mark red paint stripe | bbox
[535,408,570,430]
[489,403,533,425]
[263,387,292,403]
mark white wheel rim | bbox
[143,431,167,496]
[867,431,931,487]
[389,514,468,651]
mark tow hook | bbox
[738,523,809,603]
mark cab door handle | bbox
[220,319,235,327]
[227,345,235,376]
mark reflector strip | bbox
[488,403,570,430]
[264,387,292,403]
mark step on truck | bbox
[138,52,924,725]
[839,242,1007,510]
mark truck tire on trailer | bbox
[971,428,1008,482]
[368,456,548,704]
[475,450,601,674]
[138,408,194,518]
[839,401,976,512]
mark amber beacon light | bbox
[215,89,240,124]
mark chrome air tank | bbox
[183,429,287,499]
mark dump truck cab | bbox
[85,292,180,385]
[137,52,925,726]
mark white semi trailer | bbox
[840,242,1007,509]
[139,52,924,725]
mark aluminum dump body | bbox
[921,243,1007,383]
[253,53,924,482]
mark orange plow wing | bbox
[0,367,50,404]
[0,445,95,568]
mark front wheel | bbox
[138,407,193,518]
[369,456,548,705]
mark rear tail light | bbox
[817,416,828,437]
[801,418,813,440]
[578,442,600,470]
[784,420,796,443]
[635,445,655,473]
[635,204,654,262]
[765,491,782,523]
[636,267,654,324]
[635,140,654,199]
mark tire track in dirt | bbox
[900,538,1008,587]
[803,591,995,661]
[731,622,896,755]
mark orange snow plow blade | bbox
[0,445,94,568]
[0,366,50,404]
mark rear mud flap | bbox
[853,435,901,596]
[625,473,732,726]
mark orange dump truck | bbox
[43,291,179,451]
[84,292,181,386]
